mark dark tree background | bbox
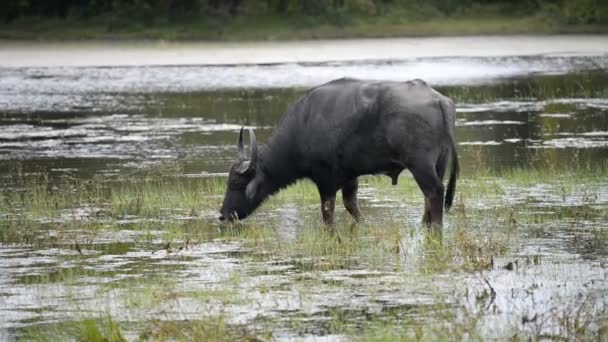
[1,0,606,25]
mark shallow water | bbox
[1,44,608,340]
[2,73,608,178]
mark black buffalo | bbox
[219,78,459,226]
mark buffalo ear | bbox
[246,177,260,201]
[235,160,253,174]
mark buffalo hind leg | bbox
[423,153,448,224]
[342,178,361,222]
[410,164,445,227]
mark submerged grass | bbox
[22,314,265,341]
[352,297,608,341]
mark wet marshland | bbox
[1,49,608,340]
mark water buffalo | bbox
[219,78,459,226]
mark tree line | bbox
[2,0,606,25]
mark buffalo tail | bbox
[439,98,460,211]
[444,136,459,210]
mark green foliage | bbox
[558,0,608,24]
[2,0,607,28]
[538,0,608,25]
[1,0,204,23]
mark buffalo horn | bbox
[237,127,246,160]
[249,128,257,167]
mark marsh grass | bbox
[3,160,607,247]
[2,173,105,219]
[4,161,608,340]
[110,177,225,218]
[442,71,608,103]
[220,215,510,279]
[138,316,272,342]
[21,315,126,342]
[9,158,604,216]
[20,310,263,342]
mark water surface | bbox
[1,43,608,340]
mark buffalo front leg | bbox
[410,164,445,227]
[342,178,361,222]
[422,197,431,226]
[319,192,336,226]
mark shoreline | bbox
[2,34,608,68]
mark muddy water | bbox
[1,45,608,340]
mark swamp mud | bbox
[1,51,608,340]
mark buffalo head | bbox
[219,127,259,222]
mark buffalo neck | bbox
[256,137,300,198]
